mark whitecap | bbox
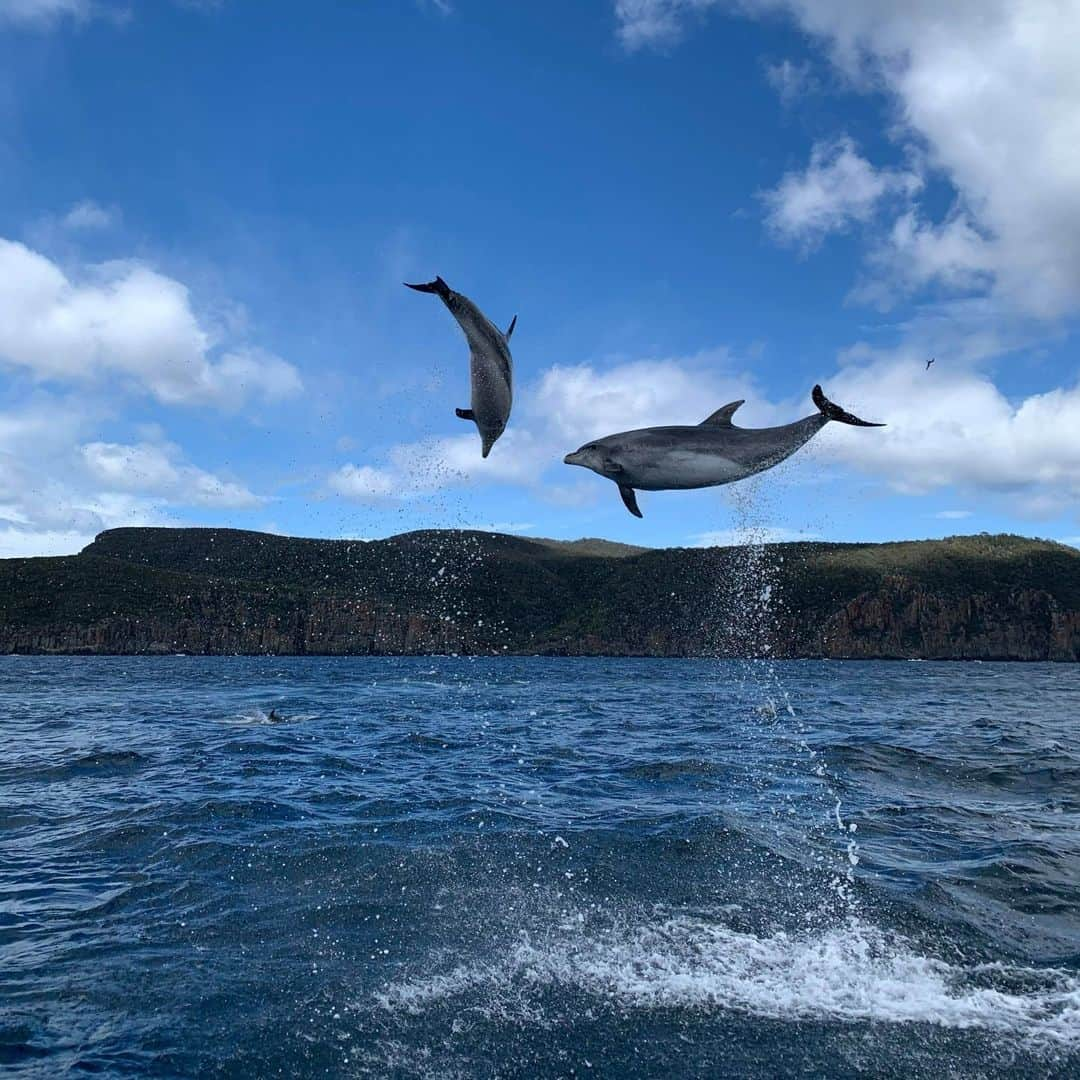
[376,913,1080,1047]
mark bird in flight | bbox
[926,357,935,370]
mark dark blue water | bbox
[1,657,1078,1078]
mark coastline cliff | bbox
[0,528,1077,660]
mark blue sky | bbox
[1,0,1078,554]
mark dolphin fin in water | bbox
[619,485,643,518]
[505,315,517,340]
[812,384,885,427]
[700,400,745,427]
[455,408,475,421]
[404,276,451,299]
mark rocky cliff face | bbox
[779,578,1080,661]
[1,529,1077,660]
[0,597,484,656]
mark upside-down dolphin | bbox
[563,384,884,518]
[405,276,515,458]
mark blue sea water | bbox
[1,655,1078,1078]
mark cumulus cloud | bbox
[81,440,263,508]
[0,527,98,557]
[616,1,1080,320]
[61,200,116,230]
[819,357,1080,512]
[0,238,301,407]
[533,352,770,440]
[328,427,547,503]
[328,352,768,504]
[854,210,995,308]
[328,338,1080,524]
[0,397,266,556]
[762,136,921,249]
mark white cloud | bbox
[764,58,817,105]
[820,356,1080,513]
[533,351,771,440]
[327,463,399,500]
[614,0,713,51]
[693,526,820,547]
[81,440,263,508]
[460,521,535,534]
[0,527,93,558]
[327,338,1080,524]
[328,427,546,503]
[855,210,995,308]
[934,510,973,520]
[0,0,220,29]
[617,1,1080,319]
[761,136,921,249]
[0,0,90,27]
[0,238,301,407]
[0,397,267,556]
[61,200,115,230]
[329,353,769,504]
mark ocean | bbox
[1,656,1077,1078]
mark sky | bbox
[1,0,1078,555]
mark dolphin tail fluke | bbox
[404,276,451,299]
[812,385,885,427]
[619,485,643,518]
[455,408,475,421]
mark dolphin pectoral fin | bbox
[618,485,643,518]
[455,408,475,421]
[701,400,744,426]
[505,315,517,341]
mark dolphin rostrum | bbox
[405,276,515,458]
[563,384,884,518]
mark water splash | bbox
[376,909,1080,1048]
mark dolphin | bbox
[405,276,515,458]
[563,384,884,518]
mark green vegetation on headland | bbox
[0,528,1077,659]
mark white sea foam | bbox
[224,708,317,725]
[376,913,1080,1047]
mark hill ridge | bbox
[0,527,1074,659]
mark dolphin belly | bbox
[623,449,747,490]
[470,353,512,431]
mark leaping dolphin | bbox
[405,276,515,458]
[563,384,884,518]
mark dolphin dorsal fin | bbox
[701,400,744,427]
[505,315,517,341]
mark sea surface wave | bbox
[1,656,1077,1078]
